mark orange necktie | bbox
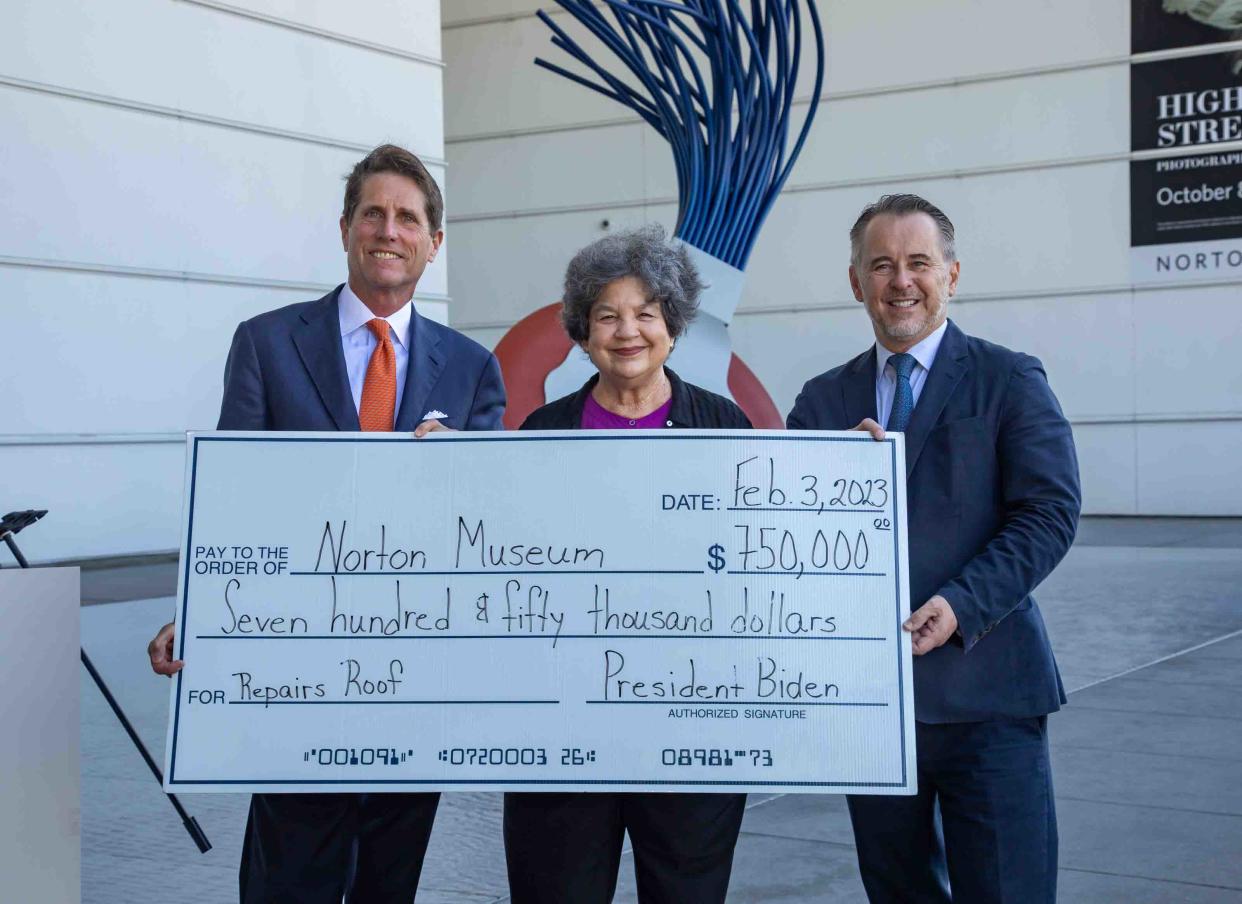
[359,318,397,431]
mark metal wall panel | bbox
[2,0,447,560]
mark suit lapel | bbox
[395,308,445,431]
[903,320,968,476]
[292,288,359,431]
[842,348,878,428]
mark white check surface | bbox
[164,430,915,794]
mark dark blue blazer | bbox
[216,286,505,432]
[787,321,1080,723]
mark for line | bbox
[228,699,560,705]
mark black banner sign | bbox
[1130,2,1242,281]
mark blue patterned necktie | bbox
[886,352,916,433]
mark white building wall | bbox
[442,0,1242,516]
[1,0,447,562]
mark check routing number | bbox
[164,431,915,794]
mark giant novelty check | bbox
[164,431,915,794]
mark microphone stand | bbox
[1,510,211,853]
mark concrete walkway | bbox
[78,518,1242,902]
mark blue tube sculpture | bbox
[534,0,826,406]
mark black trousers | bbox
[847,717,1057,904]
[503,792,746,904]
[239,791,440,904]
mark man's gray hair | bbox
[849,194,957,267]
[561,224,702,343]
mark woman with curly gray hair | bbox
[520,224,750,432]
[504,224,750,903]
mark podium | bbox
[0,566,80,904]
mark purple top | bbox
[581,393,672,429]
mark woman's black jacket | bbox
[519,368,752,430]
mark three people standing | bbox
[149,143,1077,903]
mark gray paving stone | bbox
[1065,675,1242,721]
[83,852,237,904]
[1058,797,1242,889]
[419,792,509,900]
[1034,546,1242,692]
[722,792,856,846]
[615,831,865,903]
[1052,706,1242,761]
[1073,517,1242,549]
[1202,634,1242,659]
[1060,868,1242,903]
[1051,745,1242,816]
[1134,655,1241,687]
[416,890,507,904]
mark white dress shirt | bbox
[873,320,948,429]
[337,283,413,416]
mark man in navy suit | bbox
[148,144,505,903]
[787,194,1079,903]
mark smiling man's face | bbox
[340,171,444,316]
[849,212,959,353]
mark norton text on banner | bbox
[164,430,914,794]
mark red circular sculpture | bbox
[493,303,784,430]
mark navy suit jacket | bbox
[787,320,1080,723]
[216,286,505,432]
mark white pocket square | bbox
[422,410,448,421]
